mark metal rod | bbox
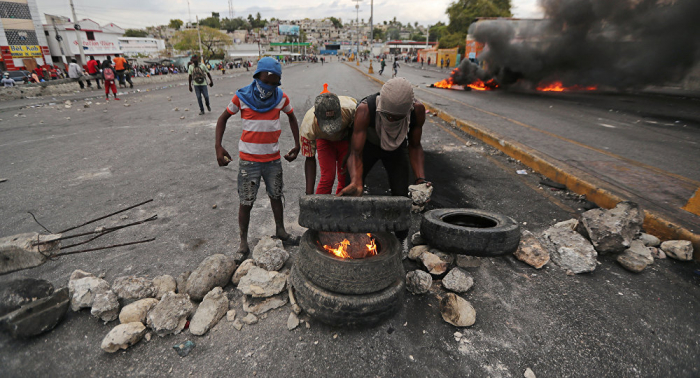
[58,215,158,250]
[58,199,153,234]
[52,238,156,257]
[34,215,157,244]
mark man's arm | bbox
[215,110,233,166]
[207,71,214,87]
[284,112,301,162]
[188,72,193,92]
[407,102,429,184]
[338,103,369,197]
[304,157,316,195]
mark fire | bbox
[536,81,598,92]
[432,77,457,89]
[323,233,378,259]
[468,78,499,91]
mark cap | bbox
[254,57,282,79]
[314,93,342,135]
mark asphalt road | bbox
[359,60,700,234]
[1,61,699,377]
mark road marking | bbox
[599,123,617,128]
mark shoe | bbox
[199,111,205,115]
[115,98,120,101]
[130,84,133,88]
[206,104,211,112]
[105,98,109,102]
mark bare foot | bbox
[276,228,290,241]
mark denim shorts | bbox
[238,159,283,206]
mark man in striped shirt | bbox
[215,57,300,258]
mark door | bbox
[23,58,37,72]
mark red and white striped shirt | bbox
[226,94,294,162]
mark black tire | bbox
[296,230,403,295]
[298,195,412,233]
[420,208,520,256]
[290,266,404,327]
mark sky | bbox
[36,0,543,30]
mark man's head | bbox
[378,77,414,119]
[115,54,120,58]
[3,72,9,78]
[191,55,199,64]
[89,56,95,60]
[314,93,342,135]
[253,57,282,84]
[71,58,77,63]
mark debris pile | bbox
[514,202,694,274]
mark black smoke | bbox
[452,0,700,89]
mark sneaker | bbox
[206,104,211,112]
[130,84,133,89]
[105,98,109,102]
[114,98,120,101]
[199,111,205,115]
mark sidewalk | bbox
[348,61,700,256]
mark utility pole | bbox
[69,0,86,66]
[228,0,235,19]
[196,15,204,61]
[352,0,362,66]
[51,17,67,65]
[368,0,373,73]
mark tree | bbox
[199,16,221,29]
[212,12,220,19]
[445,0,511,33]
[373,27,385,41]
[383,20,387,25]
[329,17,343,29]
[221,17,250,32]
[124,29,147,37]
[169,19,183,30]
[386,27,400,40]
[414,21,419,28]
[429,22,447,42]
[173,26,232,61]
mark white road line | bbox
[599,123,617,128]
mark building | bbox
[118,37,166,58]
[0,0,52,71]
[44,16,123,66]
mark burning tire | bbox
[290,265,404,327]
[420,209,520,257]
[298,195,412,233]
[296,230,403,295]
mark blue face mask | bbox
[254,78,279,100]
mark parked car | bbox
[1,70,31,84]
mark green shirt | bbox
[188,63,209,86]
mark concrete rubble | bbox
[406,270,432,295]
[241,313,258,325]
[287,312,300,330]
[254,247,290,271]
[455,255,482,269]
[226,309,236,322]
[0,233,61,275]
[119,298,159,324]
[232,259,256,285]
[252,236,284,262]
[186,254,237,301]
[243,293,289,315]
[0,278,54,317]
[638,233,661,247]
[440,293,476,327]
[146,292,194,337]
[237,266,288,298]
[176,271,191,293]
[576,202,644,254]
[91,290,120,323]
[514,232,550,269]
[660,240,694,261]
[112,276,156,301]
[408,245,430,261]
[68,270,112,311]
[100,322,147,353]
[542,224,598,274]
[152,275,177,299]
[442,268,474,293]
[189,287,228,336]
[420,251,450,276]
[408,183,433,213]
[0,288,70,339]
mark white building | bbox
[44,17,123,64]
[118,37,165,58]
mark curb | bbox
[345,62,700,258]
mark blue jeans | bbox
[194,85,210,112]
[238,159,283,206]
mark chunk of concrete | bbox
[237,266,288,298]
[112,276,156,301]
[189,287,228,336]
[243,292,288,315]
[152,275,177,299]
[68,270,111,311]
[254,247,289,271]
[232,259,256,286]
[146,292,194,336]
[576,202,644,254]
[0,278,54,317]
[0,233,61,275]
[440,293,476,327]
[101,322,147,353]
[0,287,69,339]
[514,232,550,269]
[119,298,159,324]
[660,240,693,261]
[186,254,236,301]
[91,290,120,323]
[543,225,597,274]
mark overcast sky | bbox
[37,0,543,30]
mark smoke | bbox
[452,0,700,89]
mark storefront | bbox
[44,18,123,67]
[0,0,52,71]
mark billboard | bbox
[278,25,300,36]
[10,45,42,58]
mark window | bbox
[86,31,95,41]
[45,30,50,36]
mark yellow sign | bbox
[9,45,42,58]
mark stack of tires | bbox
[293,195,412,327]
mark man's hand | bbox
[209,82,214,88]
[338,183,363,197]
[189,85,193,92]
[216,145,232,166]
[284,146,300,162]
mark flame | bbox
[432,77,456,89]
[536,81,598,92]
[467,78,499,91]
[322,233,378,259]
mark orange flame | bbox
[323,233,378,259]
[536,81,598,92]
[468,78,499,91]
[432,77,456,89]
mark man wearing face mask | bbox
[339,77,431,247]
[215,57,301,260]
[188,55,214,115]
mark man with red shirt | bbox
[86,56,101,89]
[215,57,300,259]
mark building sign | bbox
[278,25,300,36]
[10,45,42,58]
[72,40,117,53]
